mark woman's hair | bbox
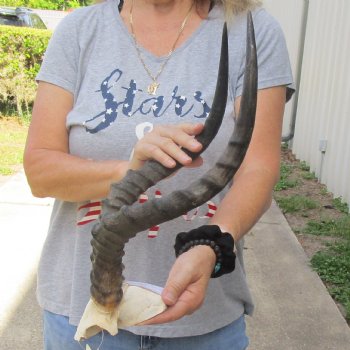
[194,0,261,19]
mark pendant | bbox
[147,81,160,95]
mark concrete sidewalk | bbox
[0,171,350,349]
[0,170,53,349]
[245,204,350,349]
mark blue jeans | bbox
[43,310,249,350]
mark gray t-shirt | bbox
[36,0,294,338]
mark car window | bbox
[0,14,22,26]
[30,13,46,29]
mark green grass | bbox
[274,162,299,191]
[276,149,350,322]
[332,197,349,214]
[280,162,293,178]
[320,187,328,196]
[301,171,317,180]
[281,142,289,151]
[299,161,310,172]
[275,194,318,213]
[298,161,318,180]
[304,217,350,238]
[305,215,350,321]
[0,117,28,175]
[311,242,350,319]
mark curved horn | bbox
[90,14,257,310]
[106,23,228,209]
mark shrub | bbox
[0,0,82,10]
[0,25,51,116]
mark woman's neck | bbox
[120,0,211,56]
[130,0,194,13]
[121,0,211,22]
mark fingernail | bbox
[182,155,192,163]
[166,159,176,167]
[163,291,176,305]
[190,140,202,149]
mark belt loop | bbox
[139,335,153,350]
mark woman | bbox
[24,0,294,349]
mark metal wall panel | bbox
[263,0,306,138]
[293,0,350,207]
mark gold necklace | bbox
[129,0,194,95]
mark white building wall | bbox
[263,0,306,138]
[292,0,350,206]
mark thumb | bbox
[161,260,193,306]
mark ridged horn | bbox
[90,13,257,310]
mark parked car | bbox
[0,7,47,29]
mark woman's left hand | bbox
[140,245,216,325]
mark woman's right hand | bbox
[25,82,204,202]
[24,82,131,202]
[129,123,205,171]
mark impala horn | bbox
[90,12,257,310]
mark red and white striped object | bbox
[77,201,102,226]
[200,200,217,218]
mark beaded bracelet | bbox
[176,239,223,278]
[174,225,236,278]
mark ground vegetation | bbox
[274,144,350,323]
